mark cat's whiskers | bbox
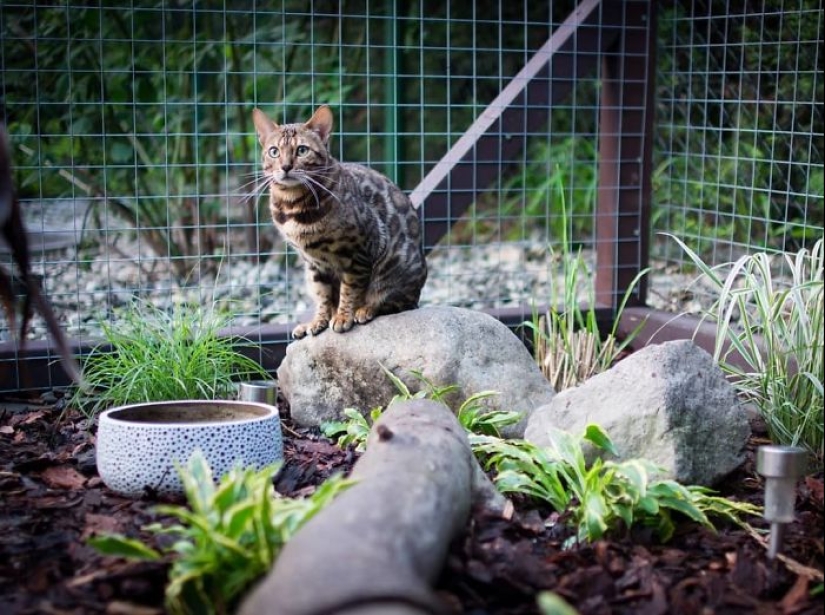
[299,172,342,206]
[236,174,272,205]
[292,174,321,207]
[236,174,266,193]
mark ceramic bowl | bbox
[96,400,283,498]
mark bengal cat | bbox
[252,105,427,338]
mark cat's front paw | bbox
[354,305,376,324]
[291,323,310,339]
[330,313,355,333]
[292,317,329,338]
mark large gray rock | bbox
[277,306,556,437]
[524,340,750,486]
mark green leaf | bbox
[612,459,650,498]
[612,501,634,528]
[544,427,583,466]
[223,500,257,540]
[88,534,162,561]
[537,591,580,615]
[342,407,367,422]
[380,363,412,399]
[582,492,609,541]
[320,420,347,438]
[638,495,660,515]
[653,511,676,542]
[656,495,711,527]
[178,451,217,516]
[582,424,617,456]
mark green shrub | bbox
[320,406,384,452]
[498,136,598,241]
[321,365,521,451]
[4,5,349,279]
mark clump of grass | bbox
[669,235,824,465]
[524,171,647,391]
[90,451,352,615]
[528,250,646,391]
[71,299,268,416]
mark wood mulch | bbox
[0,391,822,615]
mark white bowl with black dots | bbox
[96,400,283,498]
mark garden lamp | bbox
[756,445,808,559]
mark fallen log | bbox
[239,398,505,615]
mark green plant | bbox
[381,364,459,404]
[654,3,824,255]
[524,172,647,391]
[456,390,521,437]
[537,591,580,615]
[71,299,268,415]
[669,235,824,464]
[89,451,352,615]
[651,145,788,257]
[321,366,522,451]
[320,406,384,452]
[386,366,521,437]
[447,116,603,246]
[473,424,761,545]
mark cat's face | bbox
[252,105,333,189]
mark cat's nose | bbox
[281,163,292,174]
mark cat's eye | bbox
[296,145,310,157]
[267,146,280,158]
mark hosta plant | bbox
[89,451,352,615]
[321,365,521,451]
[473,424,761,545]
[320,406,385,452]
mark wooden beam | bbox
[410,0,623,251]
[595,1,657,308]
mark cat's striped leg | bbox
[293,266,339,338]
[332,271,369,333]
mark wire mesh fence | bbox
[1,0,610,391]
[650,0,824,311]
[0,0,821,392]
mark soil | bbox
[1,391,822,615]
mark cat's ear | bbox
[305,105,333,145]
[252,108,278,145]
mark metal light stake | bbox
[238,380,279,406]
[755,445,808,559]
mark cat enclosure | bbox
[1,0,823,392]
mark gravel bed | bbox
[2,200,711,343]
[3,234,710,345]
